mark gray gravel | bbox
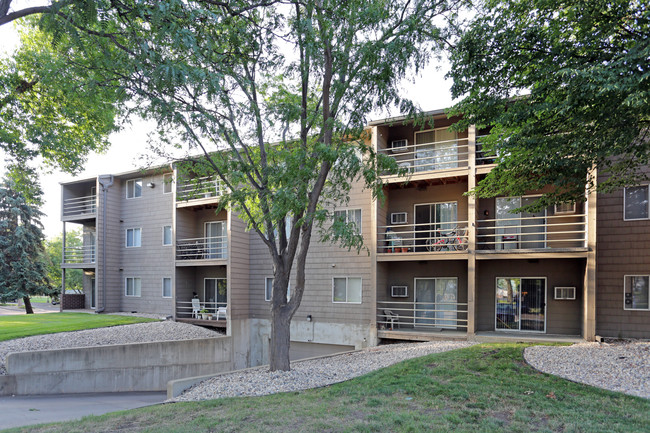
[173,340,477,402]
[525,341,650,399]
[0,321,220,375]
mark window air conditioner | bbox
[391,285,408,297]
[390,139,408,153]
[554,286,576,300]
[390,212,408,225]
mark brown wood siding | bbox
[117,173,175,315]
[596,175,650,338]
[229,212,250,320]
[476,259,585,335]
[247,178,375,326]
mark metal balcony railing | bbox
[379,138,469,175]
[378,221,469,253]
[176,176,226,201]
[176,301,227,319]
[62,195,97,218]
[176,236,228,260]
[476,214,587,250]
[63,245,96,264]
[377,301,468,330]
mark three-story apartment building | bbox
[60,108,648,370]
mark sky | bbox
[0,10,457,238]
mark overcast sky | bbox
[0,12,456,238]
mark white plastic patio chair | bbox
[216,306,227,320]
[191,298,201,318]
[384,309,399,330]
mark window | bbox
[334,209,362,234]
[125,277,141,297]
[126,178,142,199]
[624,275,650,310]
[163,225,172,246]
[162,277,172,298]
[624,186,649,220]
[265,277,290,302]
[126,228,142,247]
[163,173,173,194]
[333,277,362,303]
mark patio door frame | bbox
[494,276,547,333]
[204,277,227,314]
[413,277,458,329]
[414,202,458,252]
[495,195,547,250]
[204,221,225,259]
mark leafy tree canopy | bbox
[448,0,650,209]
[0,12,124,173]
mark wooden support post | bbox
[467,125,477,336]
[583,168,597,340]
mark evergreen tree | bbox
[0,176,51,314]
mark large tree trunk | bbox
[269,308,292,371]
[269,270,293,371]
[23,296,34,314]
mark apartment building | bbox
[60,108,648,369]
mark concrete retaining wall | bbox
[2,337,233,395]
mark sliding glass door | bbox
[495,277,546,332]
[414,278,458,329]
[496,197,546,249]
[414,202,457,251]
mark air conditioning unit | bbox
[391,285,408,297]
[390,212,408,225]
[390,139,408,153]
[554,286,576,300]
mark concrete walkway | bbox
[0,392,166,429]
[0,303,61,316]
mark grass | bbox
[28,296,51,304]
[5,343,649,433]
[0,313,157,342]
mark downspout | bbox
[96,175,114,313]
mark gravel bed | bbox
[0,321,221,375]
[173,341,477,402]
[525,341,650,399]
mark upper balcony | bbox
[379,137,470,182]
[62,194,97,221]
[176,175,226,208]
[176,234,228,266]
[377,220,469,261]
[62,244,96,268]
[476,213,587,257]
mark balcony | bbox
[176,235,228,263]
[176,176,225,203]
[476,214,587,254]
[62,195,97,220]
[175,300,227,328]
[378,221,469,259]
[63,245,96,265]
[377,300,468,340]
[380,138,469,180]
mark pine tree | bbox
[0,177,51,314]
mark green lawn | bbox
[0,313,157,342]
[6,343,649,433]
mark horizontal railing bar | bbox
[479,214,586,223]
[379,221,469,230]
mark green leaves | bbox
[449,0,650,206]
